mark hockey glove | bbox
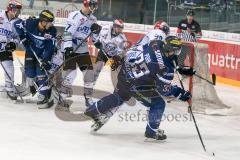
[94,40,103,49]
[5,42,16,52]
[177,66,195,76]
[170,85,192,102]
[178,89,192,102]
[64,47,75,60]
[91,23,102,34]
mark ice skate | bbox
[6,91,17,100]
[37,94,53,109]
[144,129,167,141]
[90,114,110,132]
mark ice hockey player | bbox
[60,0,101,107]
[135,20,170,47]
[14,10,57,108]
[91,19,129,94]
[0,0,22,100]
[84,36,194,140]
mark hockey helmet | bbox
[154,20,170,35]
[163,36,182,56]
[83,0,98,12]
[39,10,55,23]
[7,0,22,11]
[113,19,124,29]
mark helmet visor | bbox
[89,1,98,11]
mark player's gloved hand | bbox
[178,89,192,102]
[111,55,123,71]
[91,23,102,34]
[177,66,195,76]
[94,40,102,49]
[64,47,74,60]
[5,42,16,52]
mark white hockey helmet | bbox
[83,0,98,12]
[154,20,170,35]
[113,19,124,29]
[7,0,22,17]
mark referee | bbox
[177,9,202,42]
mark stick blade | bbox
[212,73,216,85]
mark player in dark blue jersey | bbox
[84,36,193,140]
[14,10,57,108]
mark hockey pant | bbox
[61,53,94,98]
[25,55,50,97]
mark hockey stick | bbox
[173,61,215,157]
[194,73,216,86]
[0,61,24,102]
[15,57,27,87]
[74,33,92,53]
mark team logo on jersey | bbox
[77,26,90,34]
[15,22,24,29]
[104,42,117,57]
[0,28,12,38]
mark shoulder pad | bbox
[69,11,81,20]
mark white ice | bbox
[0,58,240,160]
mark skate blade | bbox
[89,122,103,133]
[38,100,55,109]
[144,138,166,143]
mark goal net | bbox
[173,42,230,114]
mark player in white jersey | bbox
[60,0,101,105]
[92,19,129,95]
[135,20,170,48]
[0,0,22,100]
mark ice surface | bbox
[0,58,239,160]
